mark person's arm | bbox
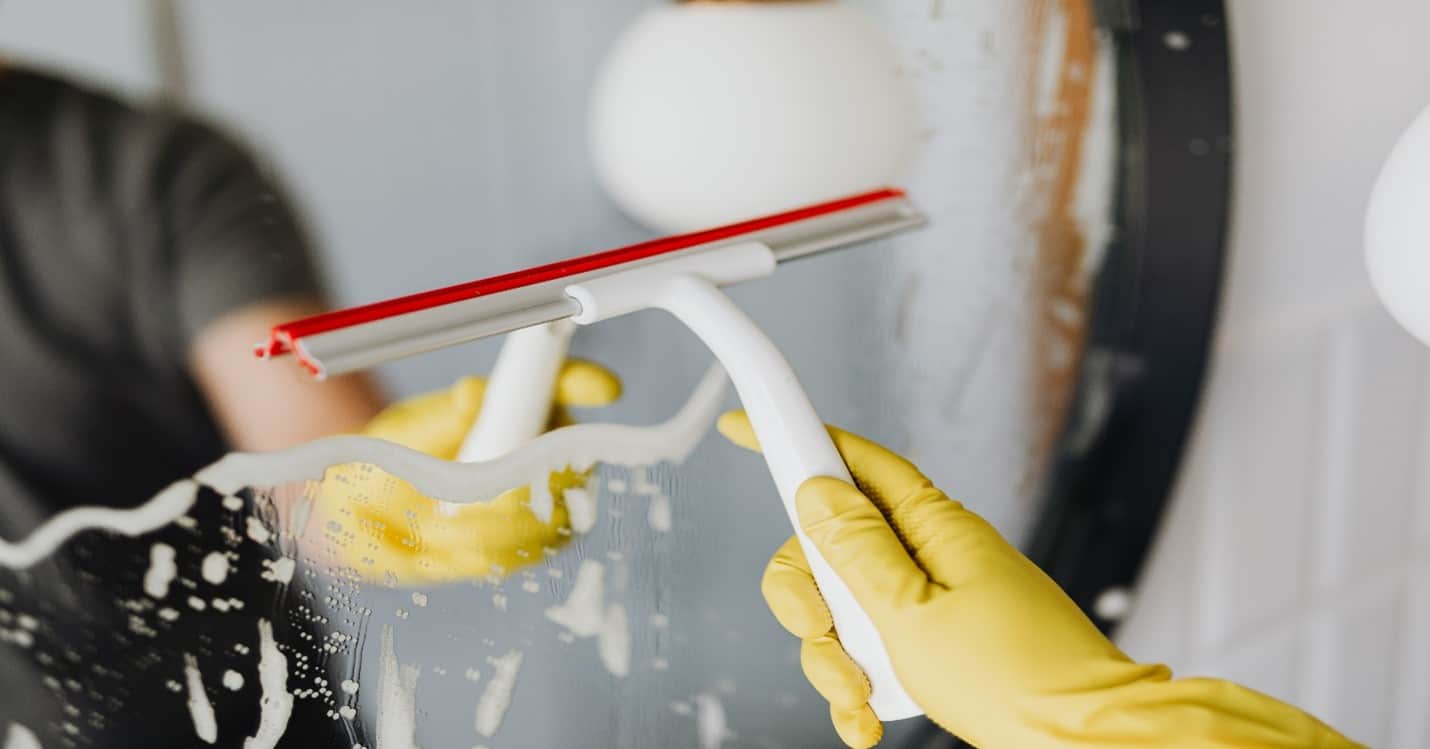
[719,411,1363,749]
[144,117,383,449]
[188,296,382,451]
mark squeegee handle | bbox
[564,242,922,720]
[652,275,923,722]
[456,320,575,463]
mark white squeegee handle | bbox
[565,241,923,721]
[456,320,575,463]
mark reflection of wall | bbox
[0,0,156,96]
[1117,4,1430,747]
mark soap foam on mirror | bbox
[0,365,728,746]
[0,365,726,569]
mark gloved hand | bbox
[315,360,621,585]
[718,412,1363,749]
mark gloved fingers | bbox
[548,406,578,430]
[360,375,486,457]
[715,410,763,451]
[720,410,995,583]
[761,536,833,639]
[717,411,936,519]
[801,634,872,711]
[796,476,934,613]
[829,703,882,749]
[894,497,1019,588]
[554,359,622,407]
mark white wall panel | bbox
[1119,4,1430,746]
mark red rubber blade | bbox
[259,188,906,361]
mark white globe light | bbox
[589,0,915,233]
[1367,103,1430,347]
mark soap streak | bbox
[199,365,726,500]
[2,723,40,749]
[183,654,218,744]
[0,366,725,570]
[0,480,197,569]
[474,650,524,738]
[376,624,419,749]
[244,619,293,749]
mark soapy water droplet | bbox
[0,366,732,742]
[143,543,177,599]
[1163,30,1190,50]
[223,670,244,691]
[647,494,672,532]
[200,552,229,585]
[246,517,272,544]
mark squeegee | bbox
[259,187,927,720]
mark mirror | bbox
[0,1,1229,746]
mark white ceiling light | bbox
[589,0,915,233]
[1366,104,1430,347]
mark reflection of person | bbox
[717,412,1365,749]
[0,65,382,743]
[0,63,624,746]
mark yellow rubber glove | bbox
[315,360,621,586]
[718,411,1363,749]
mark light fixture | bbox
[1366,103,1430,347]
[589,0,915,233]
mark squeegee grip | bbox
[648,275,923,722]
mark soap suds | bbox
[544,560,606,638]
[563,488,597,534]
[223,670,244,691]
[474,650,524,738]
[544,560,631,677]
[3,723,40,749]
[647,494,672,533]
[527,477,555,524]
[340,679,359,695]
[198,365,726,502]
[245,517,272,545]
[410,592,428,608]
[598,604,631,677]
[376,624,419,749]
[630,467,661,496]
[201,552,229,585]
[0,367,725,571]
[143,543,178,599]
[260,557,295,584]
[0,480,197,569]
[183,654,218,744]
[244,619,293,749]
[694,692,735,749]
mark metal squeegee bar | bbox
[260,188,924,377]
